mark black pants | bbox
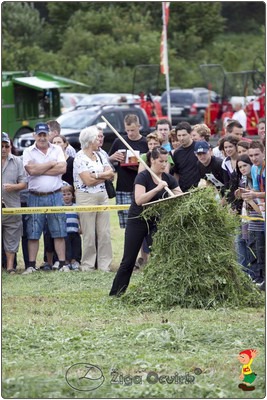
[109,217,154,296]
[65,232,82,262]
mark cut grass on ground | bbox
[2,271,265,399]
[2,204,265,398]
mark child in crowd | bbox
[168,129,181,154]
[61,184,82,271]
[138,131,173,173]
[191,123,211,142]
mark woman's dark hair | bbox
[227,154,252,214]
[218,135,240,151]
[52,134,69,146]
[228,154,252,213]
[236,154,253,180]
[237,141,250,151]
[10,139,19,156]
[146,146,168,167]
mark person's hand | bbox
[251,349,259,359]
[2,183,14,192]
[235,188,241,199]
[110,151,126,163]
[239,373,244,380]
[156,180,168,192]
[241,190,256,200]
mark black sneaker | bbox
[40,263,52,271]
[256,281,265,291]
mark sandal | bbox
[7,269,16,275]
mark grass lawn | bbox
[2,205,265,398]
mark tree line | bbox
[2,2,265,94]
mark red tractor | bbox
[200,59,265,136]
[132,64,167,127]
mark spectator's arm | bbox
[44,161,67,176]
[3,182,27,192]
[79,167,114,187]
[24,160,57,175]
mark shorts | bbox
[116,191,133,229]
[26,191,67,240]
[2,215,22,253]
[243,373,257,384]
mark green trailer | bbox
[2,71,88,139]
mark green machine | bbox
[2,71,88,138]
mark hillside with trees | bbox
[2,2,265,93]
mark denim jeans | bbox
[247,230,265,282]
[235,232,249,271]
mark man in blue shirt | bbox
[242,141,265,290]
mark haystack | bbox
[124,188,263,310]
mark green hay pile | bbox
[123,187,264,310]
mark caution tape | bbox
[3,205,265,221]
[240,215,265,222]
[2,204,130,215]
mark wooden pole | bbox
[101,115,175,197]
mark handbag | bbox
[97,152,116,199]
[105,179,116,199]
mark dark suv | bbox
[160,88,219,126]
[13,104,151,154]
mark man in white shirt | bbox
[47,119,76,157]
[232,102,247,132]
[22,123,68,274]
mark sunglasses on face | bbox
[2,144,10,149]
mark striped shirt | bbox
[64,203,79,233]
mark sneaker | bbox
[40,263,52,271]
[256,281,265,291]
[22,267,37,275]
[59,265,70,272]
[70,261,80,271]
[52,261,60,271]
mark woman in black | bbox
[109,147,182,296]
[52,135,74,187]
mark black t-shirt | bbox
[109,135,148,192]
[197,156,224,190]
[128,170,179,218]
[63,156,74,187]
[172,142,200,192]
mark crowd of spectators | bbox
[2,115,265,292]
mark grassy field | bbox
[2,206,265,398]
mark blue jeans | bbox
[26,191,67,240]
[235,232,249,271]
[247,230,265,282]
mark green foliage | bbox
[221,2,265,33]
[2,2,44,46]
[1,3,265,91]
[124,188,264,310]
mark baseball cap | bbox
[35,123,49,135]
[2,132,11,144]
[194,141,210,154]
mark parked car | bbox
[13,104,151,154]
[160,88,219,126]
[75,93,141,109]
[60,92,87,113]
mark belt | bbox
[29,188,61,196]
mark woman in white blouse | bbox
[73,126,115,272]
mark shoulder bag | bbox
[97,152,116,199]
